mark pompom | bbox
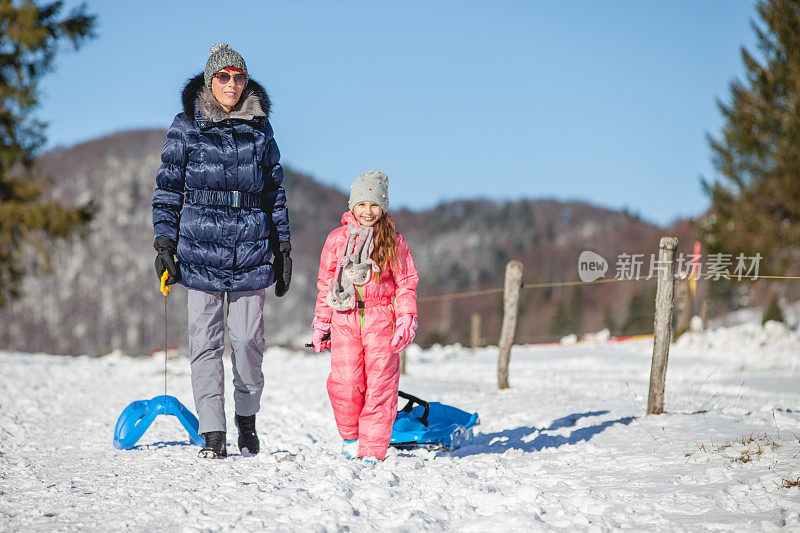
[366,170,388,184]
[209,43,230,55]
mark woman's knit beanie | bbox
[349,170,389,213]
[204,43,248,88]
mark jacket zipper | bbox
[230,121,238,284]
[356,285,365,330]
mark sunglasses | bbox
[214,72,248,86]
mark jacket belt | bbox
[185,189,262,209]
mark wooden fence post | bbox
[440,297,453,335]
[498,260,523,390]
[471,312,481,352]
[647,236,678,415]
[700,299,708,331]
[674,277,692,337]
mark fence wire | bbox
[418,273,800,303]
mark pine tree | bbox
[621,288,656,336]
[602,304,617,336]
[548,286,584,339]
[762,292,784,323]
[567,285,584,337]
[698,0,800,272]
[0,1,96,306]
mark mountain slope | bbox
[0,129,692,355]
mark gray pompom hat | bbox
[204,43,248,88]
[348,170,389,213]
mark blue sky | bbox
[40,1,758,225]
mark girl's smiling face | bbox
[352,201,383,227]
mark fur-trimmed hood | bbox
[181,72,271,123]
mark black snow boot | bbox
[198,431,227,459]
[235,414,260,455]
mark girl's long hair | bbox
[371,213,398,279]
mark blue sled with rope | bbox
[113,271,204,450]
[113,395,205,450]
[391,391,480,451]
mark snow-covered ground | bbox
[1,322,799,531]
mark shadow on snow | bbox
[132,440,195,450]
[445,410,635,457]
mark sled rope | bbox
[160,270,171,400]
[164,293,168,399]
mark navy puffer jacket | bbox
[152,73,290,292]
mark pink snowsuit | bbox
[314,212,419,459]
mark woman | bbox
[152,43,291,459]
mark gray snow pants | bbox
[188,288,266,434]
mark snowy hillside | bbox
[1,321,798,531]
[0,129,698,357]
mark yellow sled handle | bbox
[160,270,171,296]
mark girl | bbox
[152,43,292,459]
[312,170,419,462]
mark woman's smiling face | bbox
[352,201,383,227]
[211,67,246,112]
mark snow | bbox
[1,322,799,531]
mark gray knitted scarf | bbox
[326,222,380,311]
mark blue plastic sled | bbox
[113,395,205,450]
[391,391,480,451]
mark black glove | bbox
[273,241,292,297]
[154,236,180,285]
